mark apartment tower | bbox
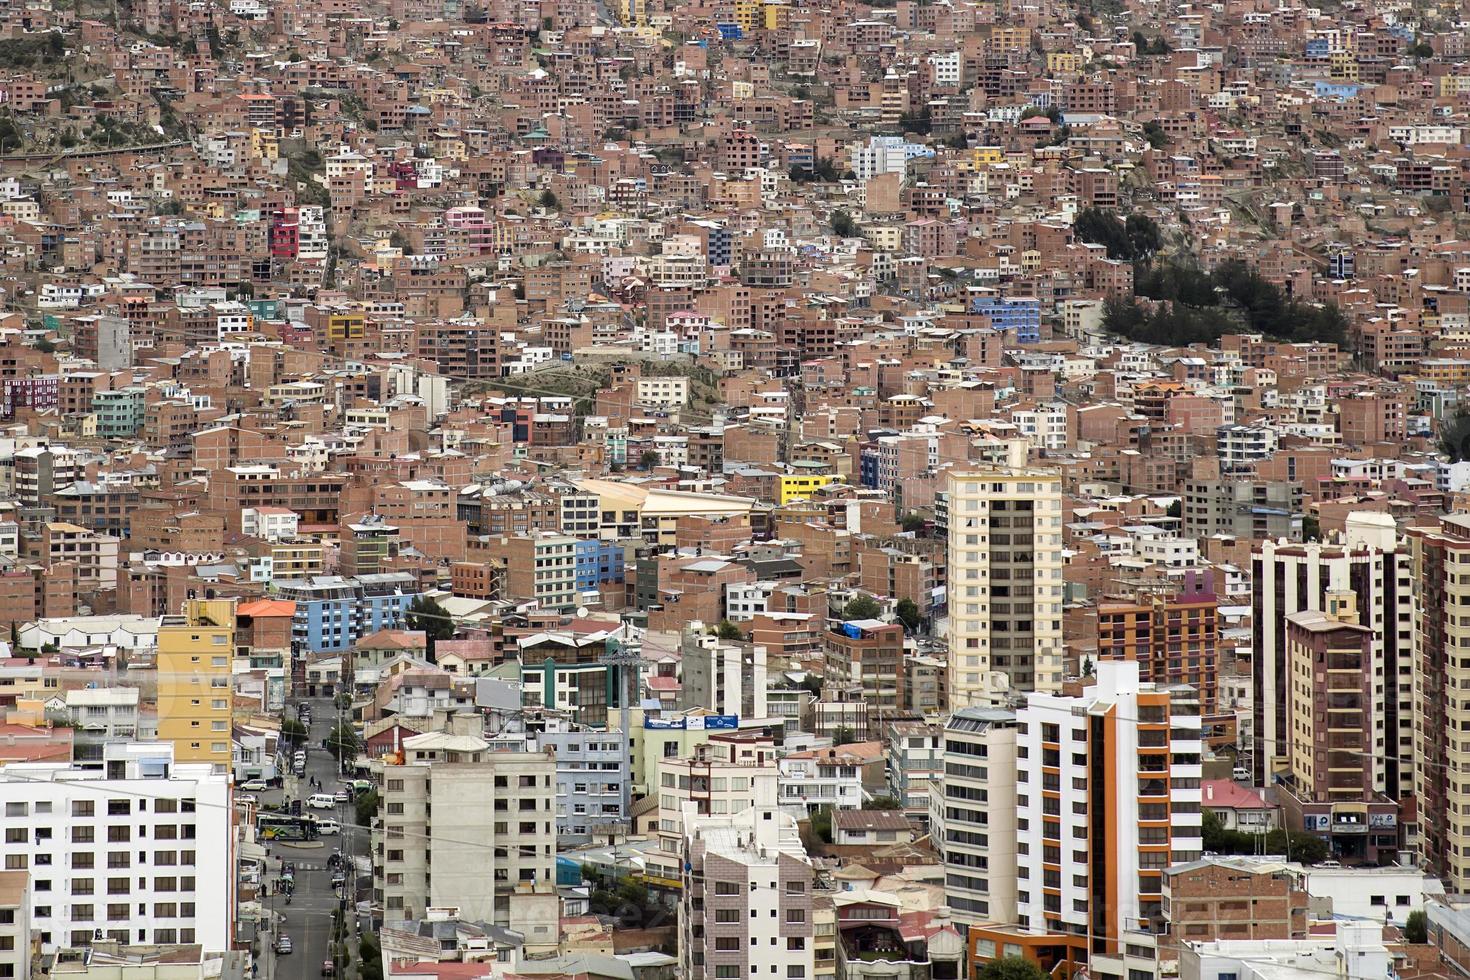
[946,468,1065,703]
[1251,513,1413,797]
[156,598,236,773]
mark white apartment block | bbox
[679,774,815,980]
[0,743,232,954]
[371,730,554,927]
[946,469,1066,702]
[931,707,1018,928]
[1012,662,1202,948]
[635,377,690,409]
[778,749,866,814]
[650,734,779,883]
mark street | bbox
[260,696,365,980]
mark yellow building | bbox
[157,599,236,773]
[1046,51,1081,73]
[270,542,326,577]
[778,474,838,504]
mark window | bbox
[3,803,25,817]
[715,881,741,895]
[73,801,94,818]
[715,938,740,951]
[785,909,806,923]
[716,909,740,923]
[71,827,94,843]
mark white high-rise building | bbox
[946,468,1066,702]
[679,773,815,980]
[0,742,232,953]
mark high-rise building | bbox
[946,469,1066,702]
[1408,513,1470,887]
[0,871,31,980]
[678,773,815,980]
[931,707,1018,928]
[0,742,232,953]
[648,732,779,883]
[371,728,555,927]
[1252,513,1413,800]
[1095,577,1219,713]
[966,662,1202,980]
[156,598,236,774]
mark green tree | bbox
[404,595,455,663]
[1302,514,1321,542]
[1408,41,1433,58]
[895,598,922,632]
[833,726,857,746]
[715,620,744,640]
[830,209,858,238]
[638,449,661,470]
[811,804,834,843]
[1405,909,1428,944]
[280,718,307,743]
[539,189,559,210]
[326,722,360,762]
[977,958,1048,980]
[867,795,903,810]
[353,788,377,827]
[900,512,926,533]
[1166,500,1183,518]
[841,595,882,620]
[1143,119,1168,148]
[1081,656,1094,676]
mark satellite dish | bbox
[576,607,589,618]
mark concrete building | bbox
[1183,480,1302,541]
[532,725,629,844]
[0,742,232,953]
[61,687,140,766]
[946,469,1066,702]
[1409,512,1470,888]
[1252,514,1413,807]
[1180,923,1390,980]
[931,707,1018,928]
[824,619,905,713]
[968,662,1202,980]
[778,745,867,814]
[649,732,779,883]
[371,728,555,927]
[886,721,942,825]
[678,773,815,980]
[680,628,768,719]
[156,598,235,774]
[0,871,31,980]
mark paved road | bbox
[261,696,364,980]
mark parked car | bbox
[274,937,292,955]
[321,961,335,977]
[333,789,350,803]
[239,779,267,791]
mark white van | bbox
[313,819,341,835]
[307,793,337,810]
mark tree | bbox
[830,209,858,238]
[404,595,454,663]
[715,620,744,640]
[895,598,922,632]
[359,934,384,980]
[867,795,903,810]
[539,189,560,210]
[977,958,1048,980]
[1405,909,1428,944]
[833,726,857,746]
[1302,514,1321,542]
[353,787,377,827]
[638,449,661,470]
[326,722,360,762]
[1166,500,1182,518]
[1143,119,1168,149]
[841,595,882,620]
[1408,41,1434,58]
[811,804,834,843]
[1081,656,1094,676]
[900,512,926,533]
[281,718,307,744]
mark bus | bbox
[257,813,318,841]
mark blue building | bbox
[860,449,880,489]
[969,296,1041,343]
[273,572,421,653]
[574,539,626,592]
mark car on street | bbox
[313,819,341,835]
[321,961,335,976]
[239,779,267,791]
[307,793,337,809]
[274,937,293,955]
[333,789,350,803]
